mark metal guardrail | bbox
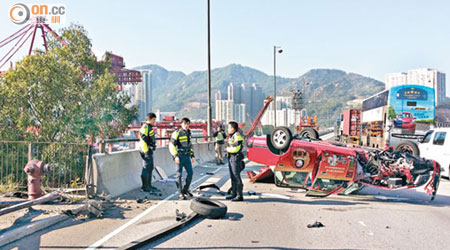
[0,141,90,191]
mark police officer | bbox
[139,113,158,192]
[169,118,195,200]
[213,125,226,165]
[225,121,245,201]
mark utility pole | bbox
[207,0,212,140]
[273,46,282,128]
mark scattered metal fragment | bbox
[197,183,221,192]
[251,241,260,243]
[175,209,186,221]
[206,172,214,175]
[0,191,60,216]
[307,221,325,228]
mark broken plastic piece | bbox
[248,190,257,196]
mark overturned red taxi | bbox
[247,127,440,200]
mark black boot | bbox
[232,184,243,202]
[226,182,237,200]
[141,175,151,192]
[147,174,158,191]
[176,182,185,200]
[183,188,193,197]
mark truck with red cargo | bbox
[335,109,361,145]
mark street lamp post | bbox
[207,0,212,140]
[273,46,282,128]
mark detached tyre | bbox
[394,141,420,156]
[299,128,319,140]
[190,197,227,219]
[271,126,293,151]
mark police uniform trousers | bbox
[228,153,244,196]
[140,151,154,188]
[176,154,193,193]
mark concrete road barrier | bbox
[89,143,216,197]
[91,150,144,197]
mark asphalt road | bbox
[139,162,450,250]
[3,133,450,250]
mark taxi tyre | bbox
[299,128,319,140]
[190,197,227,219]
[271,126,293,151]
[394,140,420,156]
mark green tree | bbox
[388,105,397,120]
[0,24,137,142]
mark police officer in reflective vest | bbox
[213,125,226,165]
[139,113,158,192]
[169,118,195,200]
[226,121,245,201]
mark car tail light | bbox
[295,159,304,169]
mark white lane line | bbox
[85,167,223,250]
[358,221,374,236]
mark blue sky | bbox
[1,0,450,85]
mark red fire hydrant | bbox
[23,160,51,200]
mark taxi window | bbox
[422,130,434,143]
[433,132,447,146]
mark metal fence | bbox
[0,141,90,190]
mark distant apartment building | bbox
[215,99,247,124]
[215,100,234,122]
[226,82,264,119]
[385,72,407,87]
[120,69,153,122]
[215,82,264,123]
[234,103,246,123]
[228,83,241,103]
[261,96,299,127]
[251,84,264,117]
[385,68,447,105]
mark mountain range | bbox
[133,64,385,127]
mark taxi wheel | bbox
[271,127,292,151]
[299,128,319,140]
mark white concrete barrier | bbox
[90,142,216,197]
[91,150,142,197]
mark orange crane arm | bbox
[244,97,273,138]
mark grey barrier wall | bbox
[89,142,216,197]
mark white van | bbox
[418,128,450,177]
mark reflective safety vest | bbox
[139,123,156,153]
[216,132,224,143]
[226,132,244,154]
[169,129,194,157]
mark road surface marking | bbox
[85,166,223,250]
[358,221,374,236]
